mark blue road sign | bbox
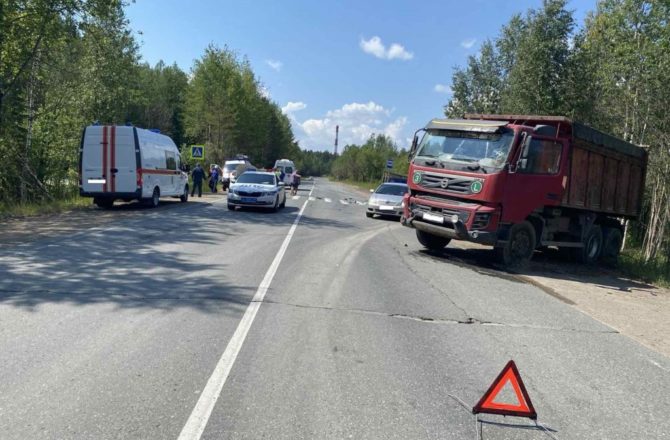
[386,159,394,169]
[191,145,205,159]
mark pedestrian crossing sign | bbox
[191,145,205,159]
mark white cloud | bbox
[360,36,414,61]
[360,36,386,58]
[266,59,283,71]
[281,101,307,114]
[461,38,477,49]
[291,101,409,150]
[387,43,413,61]
[434,84,452,94]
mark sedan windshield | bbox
[236,173,276,185]
[416,129,514,169]
[375,185,407,196]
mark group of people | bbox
[189,163,301,198]
[189,163,221,197]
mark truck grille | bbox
[417,172,477,194]
[414,191,479,207]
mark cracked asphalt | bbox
[1,178,669,439]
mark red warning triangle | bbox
[472,360,537,419]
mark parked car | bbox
[366,182,408,218]
[227,171,286,211]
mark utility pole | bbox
[334,125,339,156]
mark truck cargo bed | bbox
[563,121,646,218]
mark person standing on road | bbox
[191,163,205,197]
[290,170,301,196]
[209,166,219,193]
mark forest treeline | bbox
[0,0,298,207]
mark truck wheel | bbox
[601,227,622,266]
[416,230,450,251]
[498,221,536,269]
[573,225,603,265]
[94,198,114,209]
[180,185,189,203]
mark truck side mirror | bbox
[408,135,418,161]
[514,134,531,172]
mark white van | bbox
[273,159,295,184]
[222,155,256,190]
[79,125,189,208]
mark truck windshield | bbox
[415,129,514,170]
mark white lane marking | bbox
[308,196,316,201]
[178,199,310,440]
[308,185,315,196]
[292,195,300,200]
[647,358,670,372]
[324,198,332,203]
[339,199,348,205]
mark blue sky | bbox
[126,0,597,151]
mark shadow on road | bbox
[0,203,252,314]
[413,243,655,294]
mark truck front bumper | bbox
[401,197,498,246]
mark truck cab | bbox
[402,115,646,267]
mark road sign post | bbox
[386,159,394,169]
[190,145,205,160]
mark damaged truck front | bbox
[401,115,647,267]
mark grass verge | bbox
[619,248,670,288]
[0,196,92,220]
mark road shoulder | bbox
[449,241,670,358]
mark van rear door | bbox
[81,126,138,195]
[113,126,138,193]
[81,126,106,194]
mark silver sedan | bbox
[366,182,408,218]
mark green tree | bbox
[446,40,503,117]
[500,0,575,114]
[578,0,670,261]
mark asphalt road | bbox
[1,178,668,439]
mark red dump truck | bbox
[401,114,647,267]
